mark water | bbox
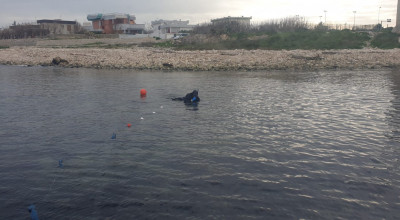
[0,65,399,219]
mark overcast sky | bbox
[0,0,397,28]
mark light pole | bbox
[378,6,381,24]
[324,10,327,23]
[353,11,357,30]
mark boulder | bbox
[51,57,69,66]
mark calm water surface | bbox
[0,65,400,219]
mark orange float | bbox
[140,89,147,97]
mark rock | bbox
[51,56,69,66]
[163,62,173,67]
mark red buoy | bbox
[127,123,132,128]
[140,89,147,97]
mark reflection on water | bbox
[0,65,399,219]
[386,69,400,181]
[387,69,400,141]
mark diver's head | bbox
[192,90,198,96]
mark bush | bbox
[371,31,400,49]
[175,29,370,50]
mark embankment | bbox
[0,41,399,71]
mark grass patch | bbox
[81,42,106,48]
[0,46,9,49]
[63,42,138,49]
[100,43,138,49]
[154,41,175,48]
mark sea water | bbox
[0,65,399,219]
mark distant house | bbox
[151,19,195,39]
[87,13,145,34]
[211,16,252,26]
[37,19,80,35]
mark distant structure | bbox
[37,19,80,35]
[211,16,252,26]
[81,22,93,32]
[151,19,195,39]
[7,24,49,38]
[394,0,400,33]
[87,13,145,34]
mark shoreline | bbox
[1,46,400,71]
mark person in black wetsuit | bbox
[172,90,200,104]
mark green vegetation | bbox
[154,40,175,48]
[0,46,9,49]
[151,16,400,50]
[100,43,138,49]
[61,42,138,49]
[176,30,370,50]
[371,29,400,49]
[82,42,106,47]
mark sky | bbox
[0,0,397,28]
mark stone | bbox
[51,56,69,66]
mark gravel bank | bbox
[1,46,399,71]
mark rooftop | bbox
[37,19,77,25]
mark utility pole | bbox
[324,10,327,23]
[353,11,356,30]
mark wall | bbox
[101,20,113,34]
[39,23,79,35]
[119,34,150,39]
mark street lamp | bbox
[378,6,381,24]
[353,11,357,30]
[324,10,327,23]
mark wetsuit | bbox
[172,90,200,104]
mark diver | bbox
[172,90,200,104]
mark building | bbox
[394,0,400,33]
[151,19,195,39]
[87,13,145,34]
[7,24,49,38]
[37,19,80,35]
[82,22,93,31]
[211,16,252,26]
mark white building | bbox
[151,19,195,39]
[37,19,80,35]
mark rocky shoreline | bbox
[1,46,400,71]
